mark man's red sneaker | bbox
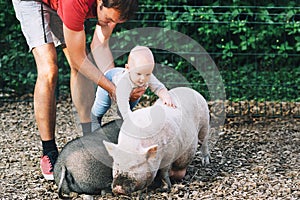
[40,151,58,180]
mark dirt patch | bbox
[0,99,299,199]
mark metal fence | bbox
[2,2,300,119]
[99,3,299,118]
[99,3,300,100]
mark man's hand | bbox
[108,86,117,102]
[97,74,116,102]
[130,87,146,102]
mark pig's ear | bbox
[103,140,117,157]
[145,145,158,160]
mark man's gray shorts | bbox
[12,0,65,51]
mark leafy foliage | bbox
[0,0,70,98]
[1,0,299,101]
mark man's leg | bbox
[32,43,59,180]
[12,0,61,180]
[63,48,95,134]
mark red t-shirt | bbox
[42,0,96,31]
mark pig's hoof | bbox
[158,179,171,192]
[156,186,170,193]
[202,155,210,166]
[82,194,94,200]
[101,189,106,196]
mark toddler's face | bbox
[128,65,154,87]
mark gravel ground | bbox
[0,99,299,199]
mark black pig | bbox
[53,119,122,198]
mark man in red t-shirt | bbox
[12,0,142,180]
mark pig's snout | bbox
[112,171,154,195]
[112,174,139,195]
[112,185,126,195]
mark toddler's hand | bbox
[162,95,176,108]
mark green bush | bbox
[112,0,300,101]
[1,0,35,97]
[0,0,70,98]
[1,0,299,101]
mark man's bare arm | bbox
[91,25,115,73]
[63,24,116,98]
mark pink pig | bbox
[103,87,210,195]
